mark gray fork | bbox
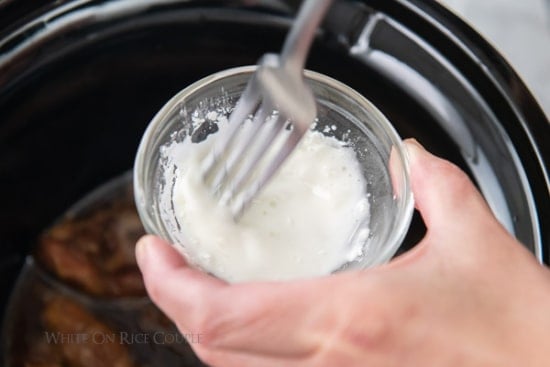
[201,0,334,219]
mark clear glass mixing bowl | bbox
[134,66,414,281]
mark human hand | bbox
[135,139,550,367]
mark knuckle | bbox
[198,290,269,348]
[341,304,394,350]
[337,282,397,351]
[432,158,467,183]
[431,159,477,201]
[193,303,236,348]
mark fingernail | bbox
[405,138,425,149]
[135,236,151,269]
[404,138,425,162]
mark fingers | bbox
[403,139,497,237]
[135,235,325,358]
[135,235,226,332]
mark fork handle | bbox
[280,0,334,75]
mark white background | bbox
[438,0,550,118]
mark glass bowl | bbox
[134,66,414,282]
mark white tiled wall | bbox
[438,0,550,118]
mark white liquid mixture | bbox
[161,121,370,283]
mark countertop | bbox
[438,0,550,119]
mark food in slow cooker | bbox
[3,177,207,367]
[35,189,146,298]
[23,295,137,367]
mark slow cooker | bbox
[1,0,548,365]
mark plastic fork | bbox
[200,0,334,219]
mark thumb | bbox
[403,139,496,237]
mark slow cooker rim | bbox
[355,0,549,256]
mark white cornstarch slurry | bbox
[160,115,370,283]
